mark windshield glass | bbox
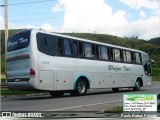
[7,30,31,52]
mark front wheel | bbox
[49,91,64,97]
[133,80,141,91]
[71,79,87,96]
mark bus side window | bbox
[92,44,96,59]
[58,38,63,55]
[84,43,92,58]
[126,51,132,63]
[134,52,141,64]
[79,42,84,57]
[37,33,57,56]
[95,45,101,59]
[64,39,72,56]
[123,51,127,62]
[72,41,78,57]
[101,46,109,60]
[112,48,121,62]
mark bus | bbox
[6,29,152,97]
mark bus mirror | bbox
[151,59,156,66]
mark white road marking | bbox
[46,100,122,111]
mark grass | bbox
[152,68,160,76]
[1,53,6,75]
[152,68,160,81]
[1,89,44,96]
[106,106,123,112]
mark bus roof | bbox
[31,28,146,54]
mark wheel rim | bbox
[136,81,140,89]
[78,82,85,93]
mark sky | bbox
[0,0,160,40]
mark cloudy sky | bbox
[0,0,160,40]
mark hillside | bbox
[1,29,160,74]
[63,33,160,53]
[149,37,160,46]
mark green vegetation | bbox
[152,68,160,76]
[152,68,160,81]
[1,89,43,96]
[1,53,5,75]
[106,106,123,112]
[150,37,160,46]
[150,54,160,68]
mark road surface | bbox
[1,82,160,118]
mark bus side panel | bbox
[39,70,54,90]
[56,71,71,90]
[30,31,39,90]
[92,72,106,88]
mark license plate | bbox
[14,79,20,82]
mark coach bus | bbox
[6,29,152,97]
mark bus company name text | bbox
[108,65,130,72]
[8,38,28,47]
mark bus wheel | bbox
[74,79,87,96]
[112,88,119,92]
[49,91,64,97]
[133,80,141,91]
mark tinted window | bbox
[37,33,57,56]
[113,48,121,61]
[79,42,84,57]
[64,39,72,56]
[58,38,63,55]
[98,46,101,59]
[123,51,127,62]
[7,30,31,51]
[84,43,92,58]
[123,51,132,63]
[134,52,141,64]
[101,46,109,60]
[126,51,132,63]
[142,53,149,63]
[72,41,78,57]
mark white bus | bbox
[6,29,152,97]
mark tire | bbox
[49,91,64,97]
[72,79,87,96]
[112,88,119,93]
[133,80,141,91]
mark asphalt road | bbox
[1,82,160,112]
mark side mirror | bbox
[151,60,156,67]
[151,59,156,66]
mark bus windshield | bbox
[7,30,31,52]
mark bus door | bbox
[144,61,152,76]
